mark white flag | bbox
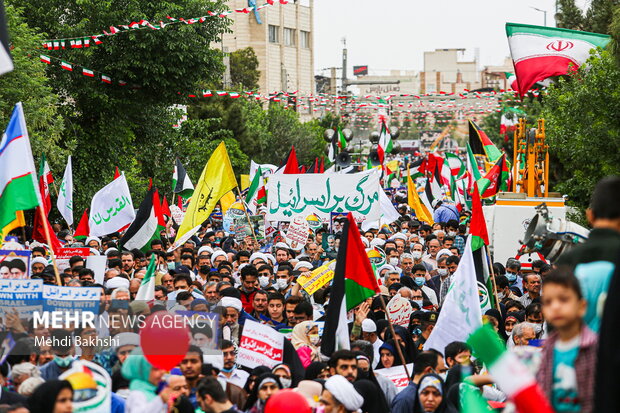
[56,155,74,226]
[89,174,135,237]
[423,237,482,353]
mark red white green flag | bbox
[506,23,611,96]
[82,68,94,77]
[38,154,54,215]
[60,61,72,71]
[40,55,51,64]
[478,155,510,199]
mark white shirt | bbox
[125,390,166,413]
[218,367,250,389]
[372,338,383,369]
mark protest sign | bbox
[297,260,335,295]
[0,279,43,319]
[0,250,31,279]
[86,255,107,285]
[375,363,414,392]
[170,204,185,225]
[285,215,309,250]
[56,247,90,272]
[264,220,277,238]
[266,170,382,222]
[386,294,413,327]
[237,319,284,369]
[43,285,101,314]
[89,174,135,237]
[60,360,111,413]
[250,216,265,239]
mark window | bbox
[300,30,310,48]
[268,25,279,43]
[283,28,295,46]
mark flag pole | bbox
[236,187,260,252]
[378,294,411,382]
[37,206,62,286]
[484,244,501,311]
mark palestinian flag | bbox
[73,209,90,240]
[120,187,165,252]
[321,212,380,358]
[282,146,299,174]
[245,166,264,213]
[478,155,509,199]
[161,196,171,222]
[468,325,554,413]
[172,158,194,198]
[377,120,392,164]
[444,152,465,178]
[38,154,54,216]
[466,142,483,191]
[471,182,494,311]
[135,255,156,301]
[469,120,502,164]
[409,157,427,180]
[506,23,611,96]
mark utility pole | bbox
[341,37,347,93]
[222,46,231,89]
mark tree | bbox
[10,0,231,213]
[557,0,618,34]
[542,50,620,212]
[229,47,260,90]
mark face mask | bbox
[54,355,73,368]
[448,231,457,237]
[309,334,321,346]
[221,366,234,373]
[413,299,423,308]
[419,238,425,246]
[414,277,425,286]
[497,291,505,301]
[533,323,543,335]
[259,276,271,288]
[242,285,255,293]
[276,278,289,290]
[167,262,176,270]
[389,257,399,266]
[437,268,448,277]
[199,265,210,274]
[411,251,422,260]
[279,377,292,389]
[506,273,517,283]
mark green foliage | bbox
[542,50,620,212]
[229,47,260,90]
[0,5,67,175]
[9,0,231,214]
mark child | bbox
[536,268,597,413]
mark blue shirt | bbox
[552,337,580,412]
[391,381,418,413]
[433,204,459,224]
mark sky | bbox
[313,0,577,77]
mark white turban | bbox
[370,238,385,249]
[105,277,130,290]
[264,254,277,266]
[198,246,214,256]
[324,375,363,411]
[85,236,100,246]
[105,247,119,256]
[437,248,453,259]
[294,261,313,272]
[249,252,267,264]
[377,264,396,274]
[390,233,408,241]
[211,250,228,263]
[220,297,242,312]
[31,257,48,267]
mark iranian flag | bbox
[101,75,111,84]
[120,187,165,252]
[40,55,51,64]
[82,68,94,77]
[470,181,495,312]
[466,142,483,191]
[202,90,212,97]
[38,153,54,215]
[377,120,392,164]
[321,212,380,358]
[60,61,72,71]
[245,166,265,214]
[0,103,40,230]
[506,23,611,96]
[135,255,157,301]
[504,72,518,90]
[444,152,465,178]
[468,325,554,413]
[500,107,525,137]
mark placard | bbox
[375,363,414,392]
[285,215,309,250]
[43,285,101,314]
[297,261,335,295]
[386,294,413,327]
[0,250,32,279]
[0,279,43,319]
[237,319,284,369]
[56,247,90,272]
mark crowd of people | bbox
[0,175,619,413]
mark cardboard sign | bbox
[386,294,413,327]
[375,363,414,392]
[237,320,284,369]
[0,250,32,279]
[285,215,309,251]
[56,247,90,272]
[297,260,335,295]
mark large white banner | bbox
[266,170,382,222]
[88,174,135,236]
[56,155,74,226]
[237,320,284,369]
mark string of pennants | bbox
[40,0,291,50]
[38,54,137,87]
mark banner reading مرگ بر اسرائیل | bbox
[265,169,382,223]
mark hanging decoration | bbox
[38,54,135,87]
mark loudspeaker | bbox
[336,151,352,168]
[369,150,381,167]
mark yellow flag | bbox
[407,167,433,224]
[219,191,236,214]
[176,142,238,240]
[1,210,25,240]
[240,174,250,191]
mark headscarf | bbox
[244,373,282,411]
[324,375,363,412]
[417,373,447,413]
[485,308,508,341]
[384,325,417,362]
[304,361,328,380]
[291,321,317,350]
[121,349,157,401]
[353,379,390,413]
[28,380,73,413]
[244,366,272,394]
[376,340,402,369]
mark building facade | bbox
[221,0,315,95]
[420,48,481,94]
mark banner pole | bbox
[38,206,62,285]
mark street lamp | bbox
[531,6,547,27]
